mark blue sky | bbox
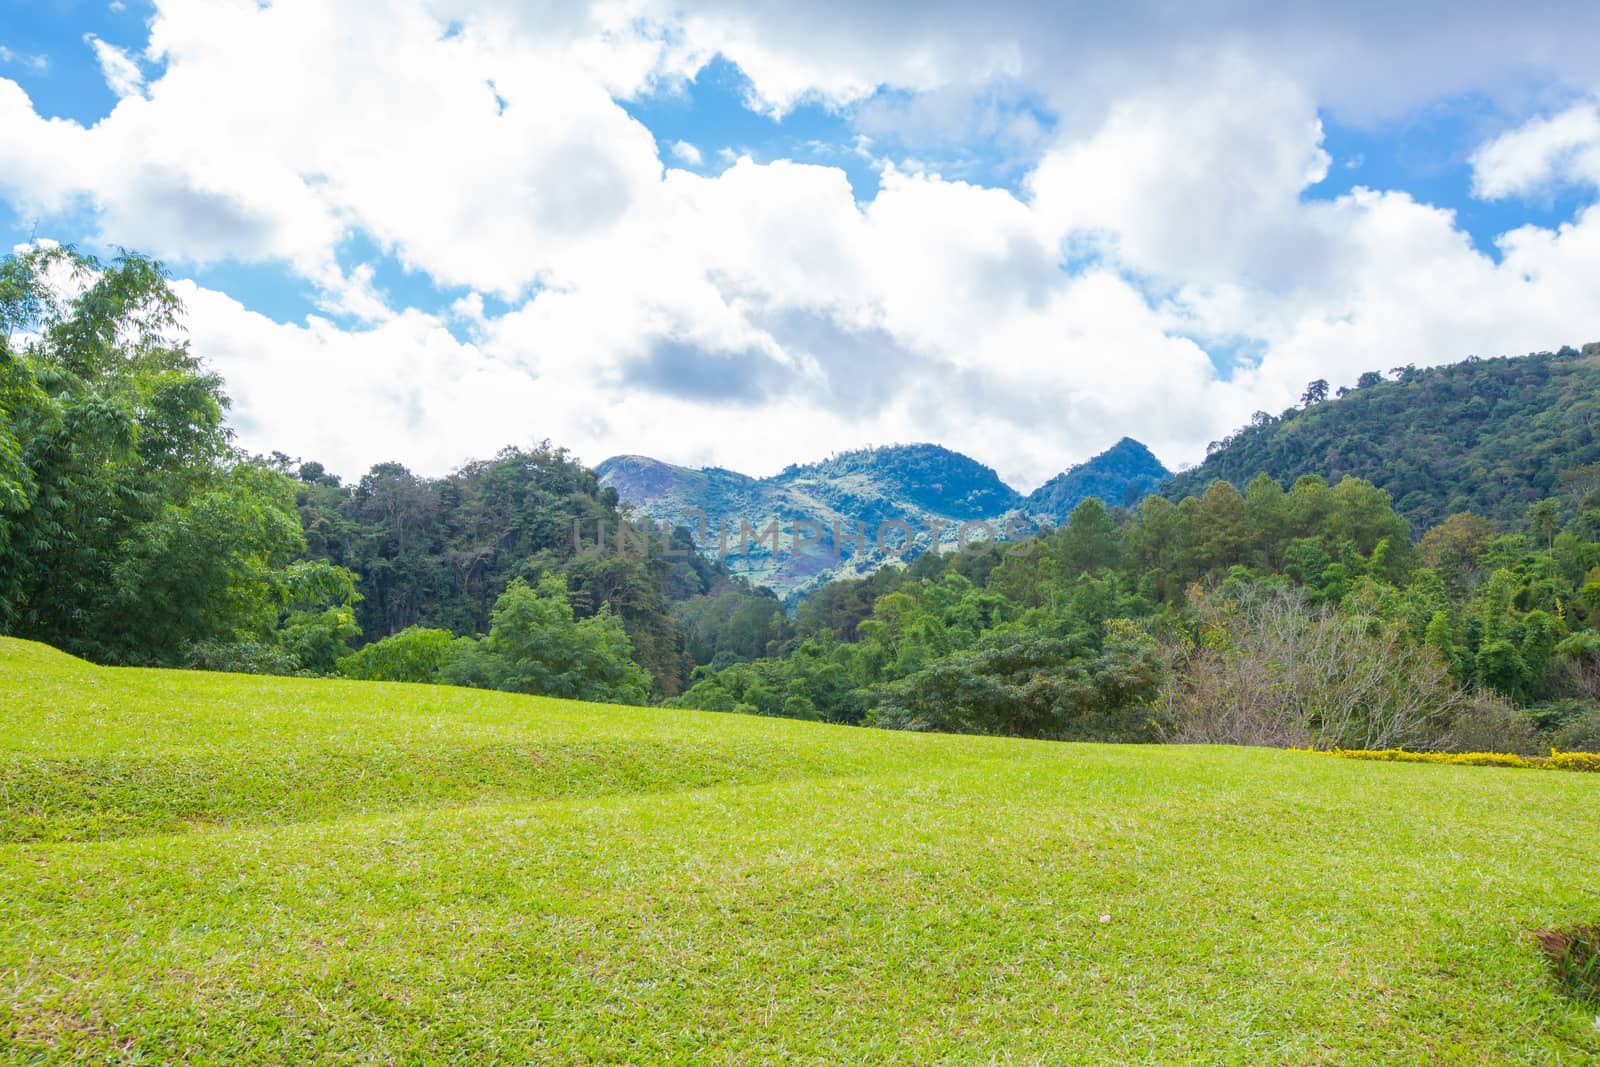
[3,1,1599,487]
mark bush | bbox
[338,627,462,683]
[475,575,650,704]
[1441,694,1541,755]
[1553,708,1600,752]
[873,627,1167,742]
[1311,748,1600,773]
[1161,584,1459,750]
[182,639,304,677]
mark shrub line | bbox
[1300,747,1600,772]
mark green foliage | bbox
[338,577,658,706]
[678,459,1600,751]
[673,584,789,667]
[1059,497,1121,575]
[872,624,1166,741]
[1554,708,1600,751]
[7,245,1600,754]
[0,247,308,664]
[289,445,708,696]
[338,626,463,683]
[1025,437,1171,522]
[1167,345,1600,531]
[782,442,1023,519]
[109,463,307,665]
[458,574,651,704]
[181,638,304,677]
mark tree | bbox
[1300,379,1330,406]
[278,559,363,675]
[0,246,306,664]
[463,573,650,704]
[1165,349,1600,532]
[108,462,307,665]
[1192,481,1250,573]
[1161,584,1461,750]
[872,626,1165,742]
[1527,497,1563,550]
[1421,513,1497,594]
[1059,498,1121,576]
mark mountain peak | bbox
[778,442,1022,520]
[1026,439,1171,523]
[597,437,1170,596]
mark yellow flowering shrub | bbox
[1299,747,1600,773]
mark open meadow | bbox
[1,636,1597,1064]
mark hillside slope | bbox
[1164,344,1600,530]
[1025,436,1172,523]
[2,637,1598,1063]
[598,440,1168,598]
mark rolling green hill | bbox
[1026,436,1171,520]
[3,636,1597,1063]
[1164,344,1600,530]
[598,441,1170,599]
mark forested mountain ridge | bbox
[1025,437,1171,523]
[1164,344,1600,530]
[597,445,1020,600]
[597,440,1170,597]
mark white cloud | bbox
[559,1,1600,132]
[1472,100,1600,199]
[1028,63,1335,290]
[0,46,49,73]
[6,1,1600,491]
[177,281,551,475]
[4,0,667,295]
[85,35,145,98]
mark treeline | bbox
[0,247,781,700]
[1165,346,1600,531]
[660,474,1600,752]
[4,246,1599,753]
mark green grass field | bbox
[2,637,1597,1064]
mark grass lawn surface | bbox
[2,637,1597,1063]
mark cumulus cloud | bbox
[85,35,145,98]
[633,1,1600,126]
[3,0,667,292]
[5,0,1600,490]
[1472,100,1600,199]
[176,282,551,475]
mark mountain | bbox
[1024,437,1171,525]
[598,440,1167,599]
[777,443,1025,520]
[1162,343,1600,531]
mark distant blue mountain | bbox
[597,439,1170,598]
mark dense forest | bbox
[1165,348,1600,530]
[0,247,781,699]
[660,475,1600,752]
[3,247,1599,754]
